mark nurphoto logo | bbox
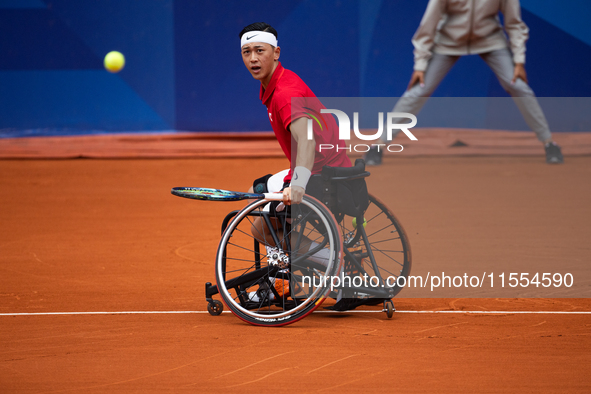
[306,109,418,153]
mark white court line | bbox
[1,310,590,316]
[395,310,591,314]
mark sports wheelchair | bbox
[204,159,412,326]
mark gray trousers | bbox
[387,48,552,143]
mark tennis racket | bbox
[171,187,283,202]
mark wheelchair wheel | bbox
[215,195,342,327]
[338,194,412,299]
[207,300,224,316]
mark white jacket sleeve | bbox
[411,0,446,71]
[501,0,530,64]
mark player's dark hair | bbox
[239,22,278,40]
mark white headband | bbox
[241,31,278,48]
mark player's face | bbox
[241,43,280,87]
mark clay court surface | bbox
[1,133,591,392]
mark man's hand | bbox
[512,63,528,85]
[282,185,305,205]
[407,70,425,90]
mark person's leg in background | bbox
[364,53,460,166]
[481,48,563,164]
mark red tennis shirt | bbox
[260,62,351,182]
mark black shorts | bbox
[252,174,290,194]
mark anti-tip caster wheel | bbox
[207,300,224,316]
[384,300,395,319]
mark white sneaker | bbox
[248,289,274,303]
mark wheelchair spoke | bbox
[367,249,404,272]
[365,223,397,239]
[215,196,341,326]
[370,248,405,253]
[222,264,266,274]
[337,194,412,300]
[369,237,402,245]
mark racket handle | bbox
[262,193,283,201]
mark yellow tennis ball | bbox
[352,217,367,228]
[104,51,125,73]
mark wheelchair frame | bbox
[205,159,412,326]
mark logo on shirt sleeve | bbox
[268,112,273,122]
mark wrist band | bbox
[290,166,311,190]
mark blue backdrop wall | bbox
[1,0,590,136]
